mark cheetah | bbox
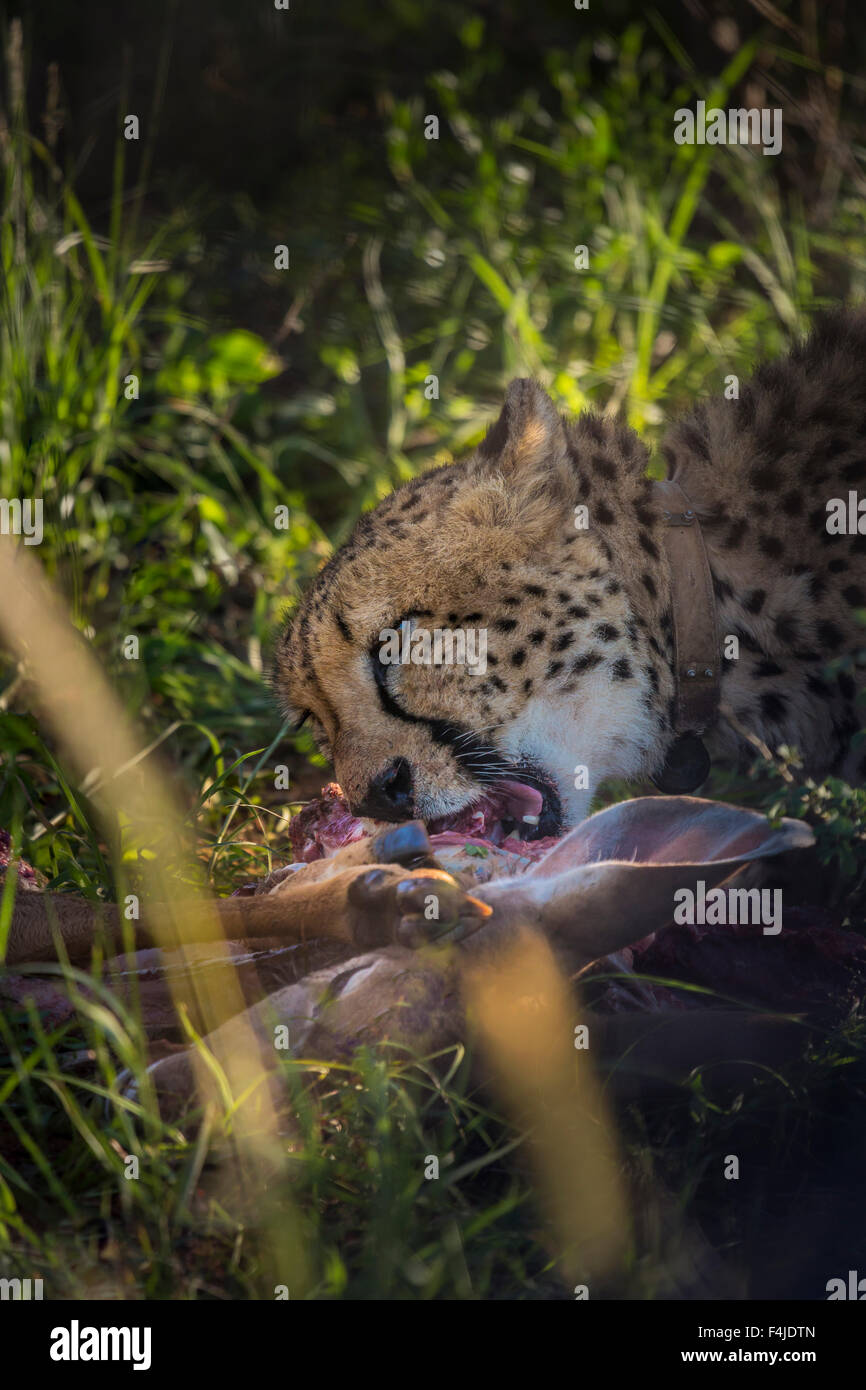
[274,308,866,843]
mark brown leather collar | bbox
[649,479,721,792]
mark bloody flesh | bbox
[287,782,559,867]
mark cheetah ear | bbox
[451,380,574,541]
[475,379,569,481]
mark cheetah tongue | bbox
[493,779,545,824]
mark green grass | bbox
[2,11,866,1298]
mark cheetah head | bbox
[275,380,677,841]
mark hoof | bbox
[346,865,491,950]
[372,820,437,869]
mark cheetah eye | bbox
[307,717,330,756]
[291,709,331,758]
[370,625,416,712]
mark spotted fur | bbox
[275,309,866,829]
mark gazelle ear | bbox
[475,797,815,968]
[524,796,814,880]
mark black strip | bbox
[368,642,503,782]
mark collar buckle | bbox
[662,508,696,527]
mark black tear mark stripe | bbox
[368,642,503,781]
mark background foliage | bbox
[1,0,866,1299]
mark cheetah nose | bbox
[354,757,415,821]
